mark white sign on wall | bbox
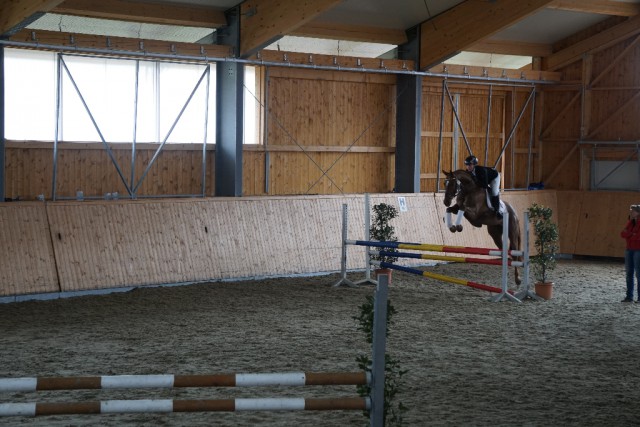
[398,196,408,212]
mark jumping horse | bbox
[442,169,522,285]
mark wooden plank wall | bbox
[541,31,640,190]
[5,143,216,199]
[2,191,560,298]
[5,66,398,199]
[16,189,640,298]
[263,68,396,195]
[420,82,536,193]
[0,203,59,296]
[555,190,640,258]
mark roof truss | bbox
[548,0,640,17]
[53,0,227,28]
[0,0,64,36]
[239,0,341,58]
[419,0,556,70]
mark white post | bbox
[490,210,521,302]
[333,204,357,287]
[356,194,377,286]
[515,211,542,300]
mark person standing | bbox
[464,155,502,219]
[621,204,640,302]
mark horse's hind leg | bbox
[488,224,521,286]
[507,211,522,286]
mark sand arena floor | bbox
[1,258,638,426]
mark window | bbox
[4,48,261,145]
[5,49,58,141]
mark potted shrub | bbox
[370,203,399,275]
[528,203,560,300]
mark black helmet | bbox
[464,155,478,166]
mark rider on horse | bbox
[464,155,502,219]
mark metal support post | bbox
[369,272,388,427]
[356,194,377,286]
[516,211,542,301]
[334,204,357,287]
[490,210,521,302]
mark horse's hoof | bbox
[456,225,463,232]
[449,226,457,233]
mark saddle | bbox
[484,190,505,215]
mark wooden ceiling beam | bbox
[419,0,556,70]
[9,28,233,59]
[0,0,64,36]
[291,21,407,45]
[467,39,553,57]
[544,12,640,70]
[548,0,640,17]
[53,0,226,29]
[240,0,341,58]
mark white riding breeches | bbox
[489,173,501,197]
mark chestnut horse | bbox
[442,169,521,285]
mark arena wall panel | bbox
[0,203,59,296]
[1,191,566,298]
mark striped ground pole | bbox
[0,397,370,416]
[378,261,512,294]
[376,250,524,267]
[0,372,369,392]
[350,240,524,257]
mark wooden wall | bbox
[1,191,560,299]
[5,190,639,299]
[262,68,396,195]
[541,30,640,190]
[4,67,397,200]
[555,190,638,257]
[5,142,215,200]
[0,203,59,296]
[5,72,542,200]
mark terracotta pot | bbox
[535,281,554,300]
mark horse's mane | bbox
[452,169,480,190]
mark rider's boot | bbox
[490,195,503,219]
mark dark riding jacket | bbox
[471,166,498,189]
[622,219,640,250]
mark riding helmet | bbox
[464,155,478,166]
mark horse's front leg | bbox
[445,207,464,232]
[454,209,464,232]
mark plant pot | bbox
[535,281,554,300]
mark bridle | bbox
[444,175,461,199]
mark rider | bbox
[464,155,502,219]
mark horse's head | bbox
[442,170,459,207]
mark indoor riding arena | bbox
[2,1,640,426]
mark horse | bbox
[442,169,522,286]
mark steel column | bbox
[215,61,244,197]
[394,74,422,193]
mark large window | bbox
[4,48,259,144]
[5,49,58,141]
